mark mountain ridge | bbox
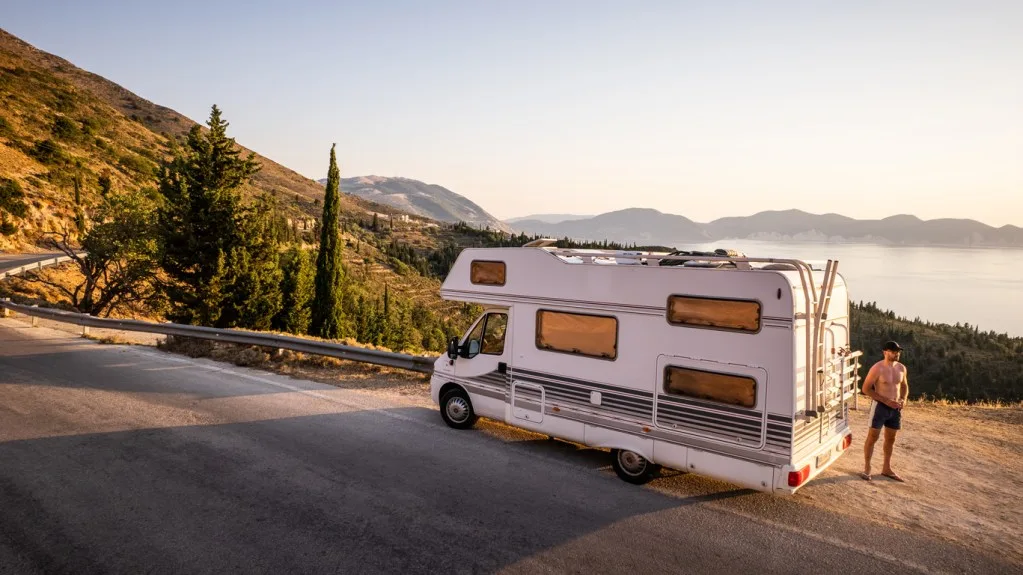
[506,208,1023,248]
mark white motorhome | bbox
[430,241,863,494]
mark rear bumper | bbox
[776,427,853,494]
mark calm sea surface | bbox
[675,240,1023,338]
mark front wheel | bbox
[611,449,660,484]
[440,388,478,429]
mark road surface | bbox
[0,319,1018,574]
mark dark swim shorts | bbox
[869,401,902,430]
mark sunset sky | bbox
[4,1,1021,225]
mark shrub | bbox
[51,116,80,141]
[29,139,69,165]
[0,178,29,218]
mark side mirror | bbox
[447,336,460,360]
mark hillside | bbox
[0,28,406,251]
[317,175,510,232]
[509,208,1023,248]
[0,27,493,353]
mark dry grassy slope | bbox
[0,28,417,250]
[0,28,473,323]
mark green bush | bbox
[29,139,69,165]
[0,215,17,236]
[51,116,81,141]
[118,153,156,176]
[0,178,29,218]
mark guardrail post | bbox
[1,298,9,318]
[82,324,90,337]
[31,305,38,327]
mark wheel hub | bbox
[446,396,469,423]
[618,450,647,475]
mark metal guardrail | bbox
[0,255,75,280]
[0,256,438,374]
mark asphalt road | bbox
[0,319,1018,575]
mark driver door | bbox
[454,311,511,390]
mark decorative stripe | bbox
[450,368,813,455]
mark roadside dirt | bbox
[802,400,1023,564]
[5,313,1020,563]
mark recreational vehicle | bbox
[430,241,863,494]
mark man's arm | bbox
[899,368,909,406]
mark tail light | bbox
[842,434,853,450]
[788,465,811,487]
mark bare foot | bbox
[881,470,906,482]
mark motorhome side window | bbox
[666,295,761,333]
[535,310,617,360]
[470,260,506,286]
[464,313,508,357]
[663,366,757,409]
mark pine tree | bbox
[157,104,280,328]
[311,143,344,339]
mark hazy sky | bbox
[3,1,1021,225]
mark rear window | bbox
[663,366,757,408]
[666,295,761,333]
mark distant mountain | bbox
[509,208,1023,248]
[318,176,510,232]
[504,213,592,224]
[510,208,711,245]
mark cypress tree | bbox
[311,144,344,338]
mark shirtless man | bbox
[860,341,909,482]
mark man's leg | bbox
[862,401,884,480]
[881,427,905,482]
[862,427,881,479]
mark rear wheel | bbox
[440,388,478,429]
[611,449,660,484]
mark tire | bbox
[440,388,478,430]
[611,449,660,484]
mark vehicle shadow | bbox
[0,407,1012,575]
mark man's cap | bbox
[882,341,903,352]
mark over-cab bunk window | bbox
[470,260,506,286]
[666,295,761,333]
[535,310,617,360]
[664,366,757,408]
